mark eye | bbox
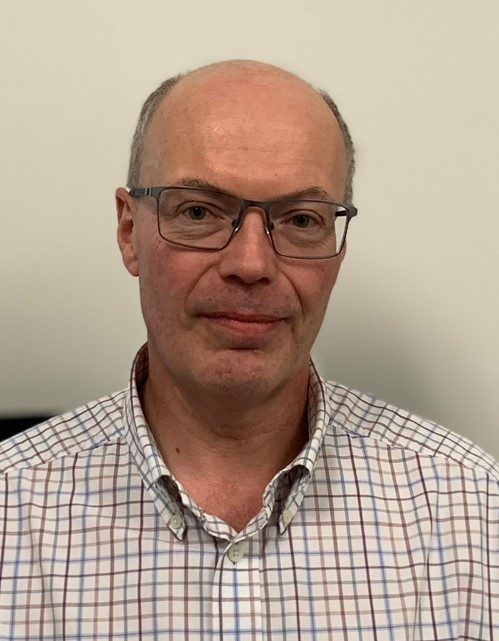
[271,203,326,230]
[291,213,313,228]
[186,205,208,220]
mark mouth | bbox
[200,312,285,338]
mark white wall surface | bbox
[1,1,498,457]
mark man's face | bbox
[117,65,347,403]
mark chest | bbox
[2,493,492,640]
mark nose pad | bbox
[231,208,274,243]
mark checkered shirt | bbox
[1,346,498,640]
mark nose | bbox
[217,209,278,284]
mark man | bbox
[1,60,497,639]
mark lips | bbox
[203,312,283,323]
[200,310,285,340]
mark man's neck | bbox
[139,366,310,530]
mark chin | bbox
[192,349,299,400]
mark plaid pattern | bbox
[1,346,498,640]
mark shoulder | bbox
[322,380,499,483]
[0,390,126,475]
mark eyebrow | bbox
[175,178,334,201]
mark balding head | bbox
[127,60,355,202]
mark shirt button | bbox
[282,508,293,525]
[169,514,182,530]
[227,543,244,564]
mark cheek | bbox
[137,240,213,326]
[294,260,341,326]
[136,238,180,332]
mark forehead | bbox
[140,65,346,197]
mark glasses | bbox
[129,186,357,259]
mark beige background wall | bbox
[1,1,498,457]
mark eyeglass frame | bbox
[128,185,358,259]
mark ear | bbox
[116,187,139,277]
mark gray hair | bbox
[127,73,355,203]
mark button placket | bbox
[213,536,263,638]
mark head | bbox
[116,60,355,405]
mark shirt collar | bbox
[123,345,170,490]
